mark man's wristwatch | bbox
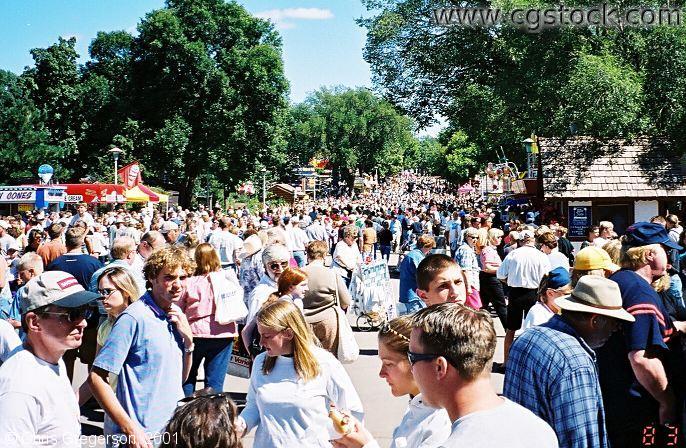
[184,343,195,354]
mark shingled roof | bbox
[539,136,686,199]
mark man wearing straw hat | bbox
[504,275,634,448]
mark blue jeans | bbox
[293,250,307,267]
[380,245,391,261]
[183,337,234,396]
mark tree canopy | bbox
[286,87,417,189]
[359,0,686,176]
[3,0,290,206]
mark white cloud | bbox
[255,8,334,29]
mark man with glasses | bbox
[0,271,100,447]
[89,246,195,448]
[47,226,104,380]
[408,303,558,447]
[130,230,165,279]
[89,236,145,294]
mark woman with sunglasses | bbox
[178,243,241,396]
[245,244,291,323]
[95,267,141,380]
[238,300,363,447]
[331,316,451,448]
[22,228,45,254]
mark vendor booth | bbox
[0,185,66,214]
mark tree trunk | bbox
[178,175,196,209]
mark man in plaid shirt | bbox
[504,276,634,448]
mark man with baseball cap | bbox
[0,271,99,447]
[159,221,180,245]
[497,228,551,370]
[505,275,634,448]
[596,222,684,447]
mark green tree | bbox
[359,1,686,166]
[0,70,66,181]
[288,87,416,189]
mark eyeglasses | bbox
[40,307,93,323]
[269,261,289,270]
[97,288,117,298]
[177,391,236,407]
[407,350,441,366]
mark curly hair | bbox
[143,246,195,282]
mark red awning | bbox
[56,184,126,204]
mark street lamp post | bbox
[109,147,124,185]
[261,167,267,211]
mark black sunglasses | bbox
[269,261,289,270]
[97,288,117,298]
[40,307,93,323]
[177,391,234,406]
[407,350,441,366]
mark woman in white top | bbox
[332,316,451,448]
[238,300,364,447]
[332,225,362,287]
[521,266,572,332]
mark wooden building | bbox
[539,136,686,240]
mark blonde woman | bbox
[80,266,141,440]
[178,243,240,396]
[238,300,364,447]
[332,316,451,448]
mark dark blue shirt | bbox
[47,253,104,290]
[597,269,675,435]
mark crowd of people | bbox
[0,171,684,448]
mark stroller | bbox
[348,259,397,331]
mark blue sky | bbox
[0,0,372,103]
[0,0,442,134]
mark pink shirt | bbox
[480,246,502,271]
[178,274,238,338]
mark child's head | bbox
[416,254,467,307]
[163,390,242,448]
[378,316,418,397]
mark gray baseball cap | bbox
[21,271,100,314]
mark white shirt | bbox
[520,302,556,333]
[246,275,278,323]
[290,227,311,252]
[497,245,551,289]
[69,212,94,228]
[440,398,558,448]
[0,348,81,448]
[239,346,364,447]
[332,241,362,278]
[0,320,20,364]
[208,230,243,266]
[547,251,570,271]
[391,394,451,448]
[593,237,608,248]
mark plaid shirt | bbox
[504,315,609,448]
[454,243,479,290]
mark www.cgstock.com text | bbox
[433,4,683,31]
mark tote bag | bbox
[209,271,248,325]
[333,271,359,364]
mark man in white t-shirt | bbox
[0,271,100,448]
[0,221,16,255]
[69,203,95,230]
[208,218,243,271]
[408,303,558,448]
